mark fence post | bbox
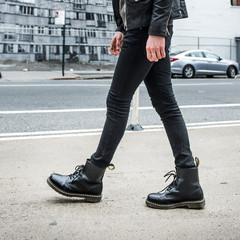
[78,29,81,67]
[230,38,232,60]
[126,87,143,131]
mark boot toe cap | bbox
[48,173,68,189]
[147,192,174,205]
[147,193,162,204]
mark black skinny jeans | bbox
[91,26,195,168]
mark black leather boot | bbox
[146,158,205,209]
[47,159,114,203]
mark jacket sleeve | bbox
[148,0,173,37]
[112,0,125,33]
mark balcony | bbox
[86,20,95,26]
[73,4,86,10]
[97,20,106,28]
[75,36,87,44]
[19,34,33,42]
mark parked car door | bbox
[203,51,227,74]
[185,51,208,74]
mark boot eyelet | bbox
[108,164,115,170]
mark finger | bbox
[116,38,121,52]
[110,36,116,46]
[160,46,166,59]
[109,46,117,56]
[110,50,118,56]
[119,39,123,49]
[109,48,115,55]
[156,47,162,60]
[110,45,121,56]
[151,51,158,62]
[146,48,153,62]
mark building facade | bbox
[172,0,240,61]
[0,0,116,63]
[0,0,240,64]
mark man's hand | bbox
[146,35,166,62]
[109,32,124,56]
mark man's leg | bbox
[91,28,153,168]
[144,26,205,209]
[144,50,194,167]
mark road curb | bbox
[49,75,113,80]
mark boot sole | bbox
[47,177,102,203]
[146,199,205,209]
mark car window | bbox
[170,50,187,56]
[203,52,219,60]
[186,52,204,58]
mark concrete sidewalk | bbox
[0,70,114,81]
[0,126,240,239]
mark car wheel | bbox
[207,75,214,78]
[227,66,237,78]
[183,65,195,78]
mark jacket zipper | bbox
[124,2,128,30]
[165,13,172,36]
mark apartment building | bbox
[0,0,116,63]
[1,0,240,64]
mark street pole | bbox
[126,87,143,131]
[28,33,31,71]
[62,24,66,77]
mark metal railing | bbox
[0,27,238,68]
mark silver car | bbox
[170,50,239,78]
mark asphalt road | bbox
[0,78,240,138]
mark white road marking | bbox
[0,120,240,141]
[0,108,107,114]
[0,82,234,87]
[0,84,111,87]
[140,103,240,110]
[1,103,240,114]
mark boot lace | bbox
[159,170,178,193]
[69,165,84,180]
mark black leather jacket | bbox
[112,0,188,37]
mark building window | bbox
[231,0,240,6]
[102,30,106,37]
[101,46,108,55]
[50,46,56,54]
[86,29,96,37]
[4,33,17,41]
[18,44,27,53]
[19,6,34,15]
[49,27,58,36]
[76,12,84,20]
[19,25,34,34]
[38,27,44,35]
[3,44,14,53]
[107,15,114,22]
[86,12,94,20]
[35,45,42,53]
[80,46,86,54]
